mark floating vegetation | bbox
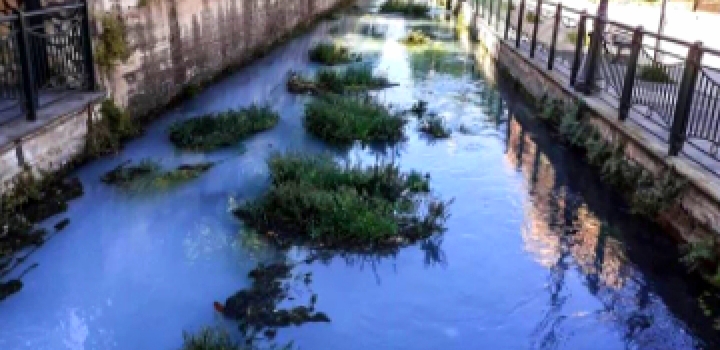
[217,262,329,337]
[102,159,213,191]
[234,153,449,250]
[303,95,406,145]
[410,45,469,78]
[411,100,428,116]
[400,31,431,46]
[1,172,83,301]
[379,0,431,18]
[308,42,353,65]
[287,66,393,95]
[419,115,452,139]
[637,65,674,84]
[169,105,279,151]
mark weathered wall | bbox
[471,19,720,244]
[96,0,345,116]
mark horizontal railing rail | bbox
[0,2,96,122]
[470,0,720,176]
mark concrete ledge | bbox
[472,21,720,242]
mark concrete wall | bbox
[96,0,345,116]
[471,19,720,244]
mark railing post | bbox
[504,0,512,40]
[570,11,587,86]
[515,0,525,48]
[530,0,542,58]
[81,1,97,91]
[618,26,643,121]
[496,0,502,31]
[669,41,703,156]
[488,0,494,25]
[15,11,38,121]
[547,3,561,70]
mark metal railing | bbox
[470,0,720,175]
[0,2,96,122]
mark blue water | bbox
[0,2,717,349]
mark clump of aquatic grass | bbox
[400,31,431,46]
[169,104,279,151]
[95,14,130,70]
[102,159,213,191]
[308,42,352,65]
[637,65,674,84]
[379,0,431,18]
[234,153,449,250]
[419,115,452,139]
[411,100,428,116]
[181,327,254,350]
[287,66,392,95]
[304,95,406,145]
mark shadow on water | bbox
[497,81,720,348]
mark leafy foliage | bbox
[637,65,674,84]
[400,31,431,46]
[303,95,406,145]
[308,42,353,65]
[379,0,431,18]
[95,14,130,70]
[169,105,279,151]
[418,115,452,139]
[234,153,448,249]
[86,99,139,157]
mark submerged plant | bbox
[308,42,352,65]
[234,153,448,249]
[303,95,406,145]
[419,115,452,139]
[169,105,279,151]
[379,0,431,18]
[101,159,213,191]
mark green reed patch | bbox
[288,66,393,95]
[400,31,431,46]
[379,0,431,18]
[303,95,406,145]
[169,105,279,151]
[102,159,213,191]
[308,42,353,65]
[234,153,449,250]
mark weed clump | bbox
[304,95,406,145]
[379,0,431,18]
[85,99,139,158]
[169,105,279,151]
[681,239,720,288]
[288,66,393,95]
[637,65,674,84]
[419,115,452,139]
[95,14,130,70]
[234,153,449,250]
[102,159,213,191]
[400,31,431,46]
[308,42,352,65]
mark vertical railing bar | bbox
[618,28,643,121]
[547,3,561,70]
[504,0,512,40]
[570,11,586,86]
[529,0,541,58]
[709,84,720,141]
[15,10,38,121]
[516,0,525,48]
[82,1,97,91]
[669,41,703,156]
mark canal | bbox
[0,1,718,349]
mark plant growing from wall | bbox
[681,238,720,287]
[85,99,139,158]
[637,65,674,84]
[94,14,130,70]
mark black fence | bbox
[0,2,96,123]
[470,0,720,176]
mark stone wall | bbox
[471,20,720,244]
[95,0,345,116]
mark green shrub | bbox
[419,115,452,139]
[303,95,406,145]
[95,14,130,70]
[86,99,139,157]
[234,153,447,249]
[308,42,352,65]
[379,0,431,18]
[637,65,674,83]
[316,66,390,93]
[400,31,431,46]
[169,104,279,151]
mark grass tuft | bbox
[234,153,449,250]
[288,66,392,95]
[379,0,431,18]
[303,95,406,145]
[400,31,431,46]
[419,115,452,139]
[308,42,353,65]
[169,105,279,151]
